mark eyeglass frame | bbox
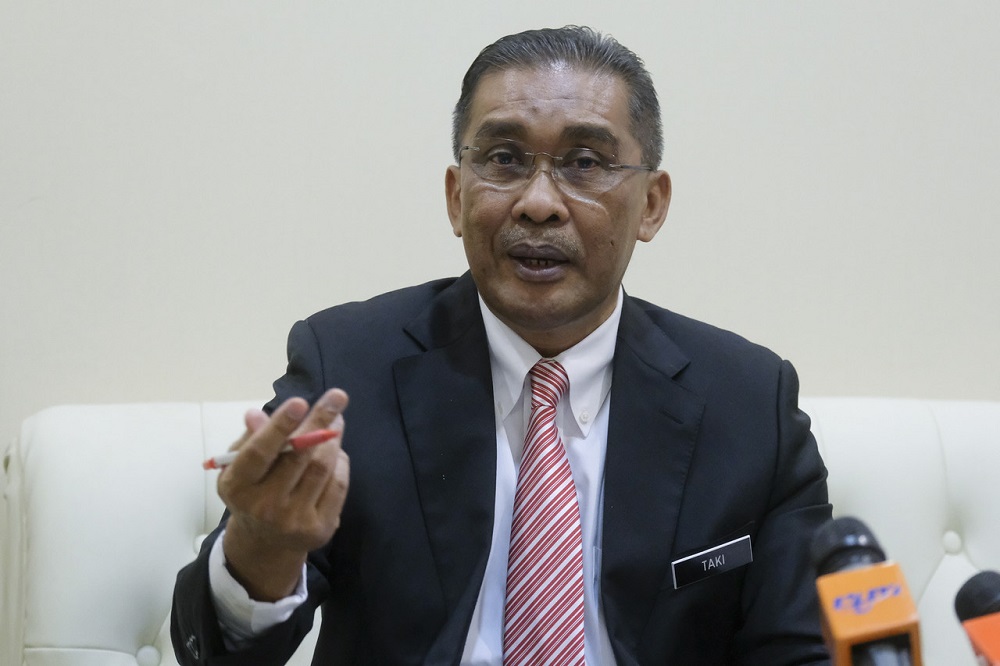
[457,138,655,197]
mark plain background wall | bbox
[2,2,998,450]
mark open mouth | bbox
[509,241,570,263]
[509,248,570,281]
[506,240,573,280]
[517,257,567,269]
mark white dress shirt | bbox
[210,288,623,665]
[461,292,620,665]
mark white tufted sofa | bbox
[2,397,998,665]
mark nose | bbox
[511,154,570,224]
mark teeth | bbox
[524,258,555,268]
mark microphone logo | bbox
[812,518,922,663]
[834,584,902,614]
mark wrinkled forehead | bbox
[464,64,638,156]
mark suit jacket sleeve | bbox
[731,359,831,664]
[173,275,493,666]
[170,320,333,666]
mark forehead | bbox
[465,64,636,153]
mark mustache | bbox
[497,227,582,260]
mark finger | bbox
[293,388,349,437]
[266,416,344,498]
[291,436,346,507]
[313,449,351,521]
[227,408,270,453]
[227,397,309,482]
[291,458,335,508]
[226,392,347,495]
[245,408,269,433]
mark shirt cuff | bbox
[208,528,309,650]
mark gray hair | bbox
[452,26,663,167]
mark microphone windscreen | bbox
[811,516,887,576]
[956,570,1000,623]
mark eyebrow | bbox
[472,121,622,155]
[560,126,620,155]
[472,120,528,141]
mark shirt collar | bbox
[479,288,622,437]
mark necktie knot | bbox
[529,359,568,411]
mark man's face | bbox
[445,64,671,356]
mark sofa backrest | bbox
[3,398,998,664]
[801,397,1000,664]
[0,401,314,666]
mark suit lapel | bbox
[390,281,706,662]
[601,297,706,664]
[392,274,497,661]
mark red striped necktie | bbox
[503,359,585,666]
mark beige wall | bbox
[2,0,998,454]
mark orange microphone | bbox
[955,570,1000,665]
[811,517,922,665]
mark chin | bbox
[500,298,586,334]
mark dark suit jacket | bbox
[172,273,832,665]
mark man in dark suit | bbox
[172,26,832,665]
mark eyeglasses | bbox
[459,138,654,197]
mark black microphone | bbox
[811,517,922,665]
[954,570,1000,664]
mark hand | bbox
[218,388,350,601]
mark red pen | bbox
[288,429,338,450]
[202,428,340,470]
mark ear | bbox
[637,170,671,243]
[445,165,463,237]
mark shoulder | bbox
[625,294,783,369]
[305,277,461,330]
[292,276,461,349]
[268,275,474,409]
